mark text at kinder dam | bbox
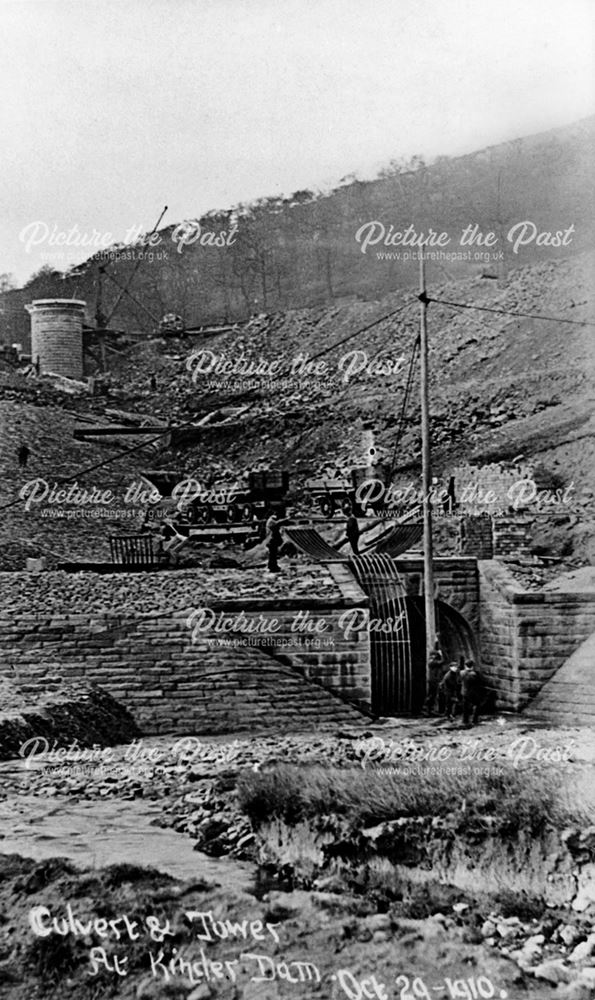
[28,904,505,998]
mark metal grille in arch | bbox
[349,553,414,715]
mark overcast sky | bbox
[1,0,593,283]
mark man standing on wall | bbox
[345,513,360,555]
[159,518,188,566]
[265,512,284,573]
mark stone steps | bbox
[525,630,595,726]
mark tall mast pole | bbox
[419,250,437,678]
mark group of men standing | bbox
[425,640,484,726]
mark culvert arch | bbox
[349,554,478,716]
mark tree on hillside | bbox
[230,200,280,313]
[311,195,339,301]
[23,264,65,295]
[0,273,16,293]
[203,209,243,321]
[145,258,196,327]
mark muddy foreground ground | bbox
[1,714,595,1000]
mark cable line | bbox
[426,296,595,328]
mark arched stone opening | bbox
[402,597,479,714]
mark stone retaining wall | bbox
[0,565,371,734]
[459,515,494,559]
[492,517,532,558]
[3,557,591,720]
[479,560,595,709]
[396,556,480,632]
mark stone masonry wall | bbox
[479,560,595,710]
[396,556,480,632]
[458,514,534,561]
[459,516,494,559]
[492,517,532,558]
[0,564,371,734]
[452,460,537,515]
[3,557,591,720]
[478,562,522,708]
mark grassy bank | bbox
[238,761,586,836]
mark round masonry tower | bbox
[25,298,86,379]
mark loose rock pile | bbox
[0,679,139,761]
[0,562,340,614]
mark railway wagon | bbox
[303,463,393,517]
[185,470,289,525]
[140,468,289,527]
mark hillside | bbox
[1,250,594,571]
[1,115,594,348]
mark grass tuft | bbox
[27,935,83,982]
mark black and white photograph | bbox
[0,1,594,997]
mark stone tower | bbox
[26,299,86,379]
